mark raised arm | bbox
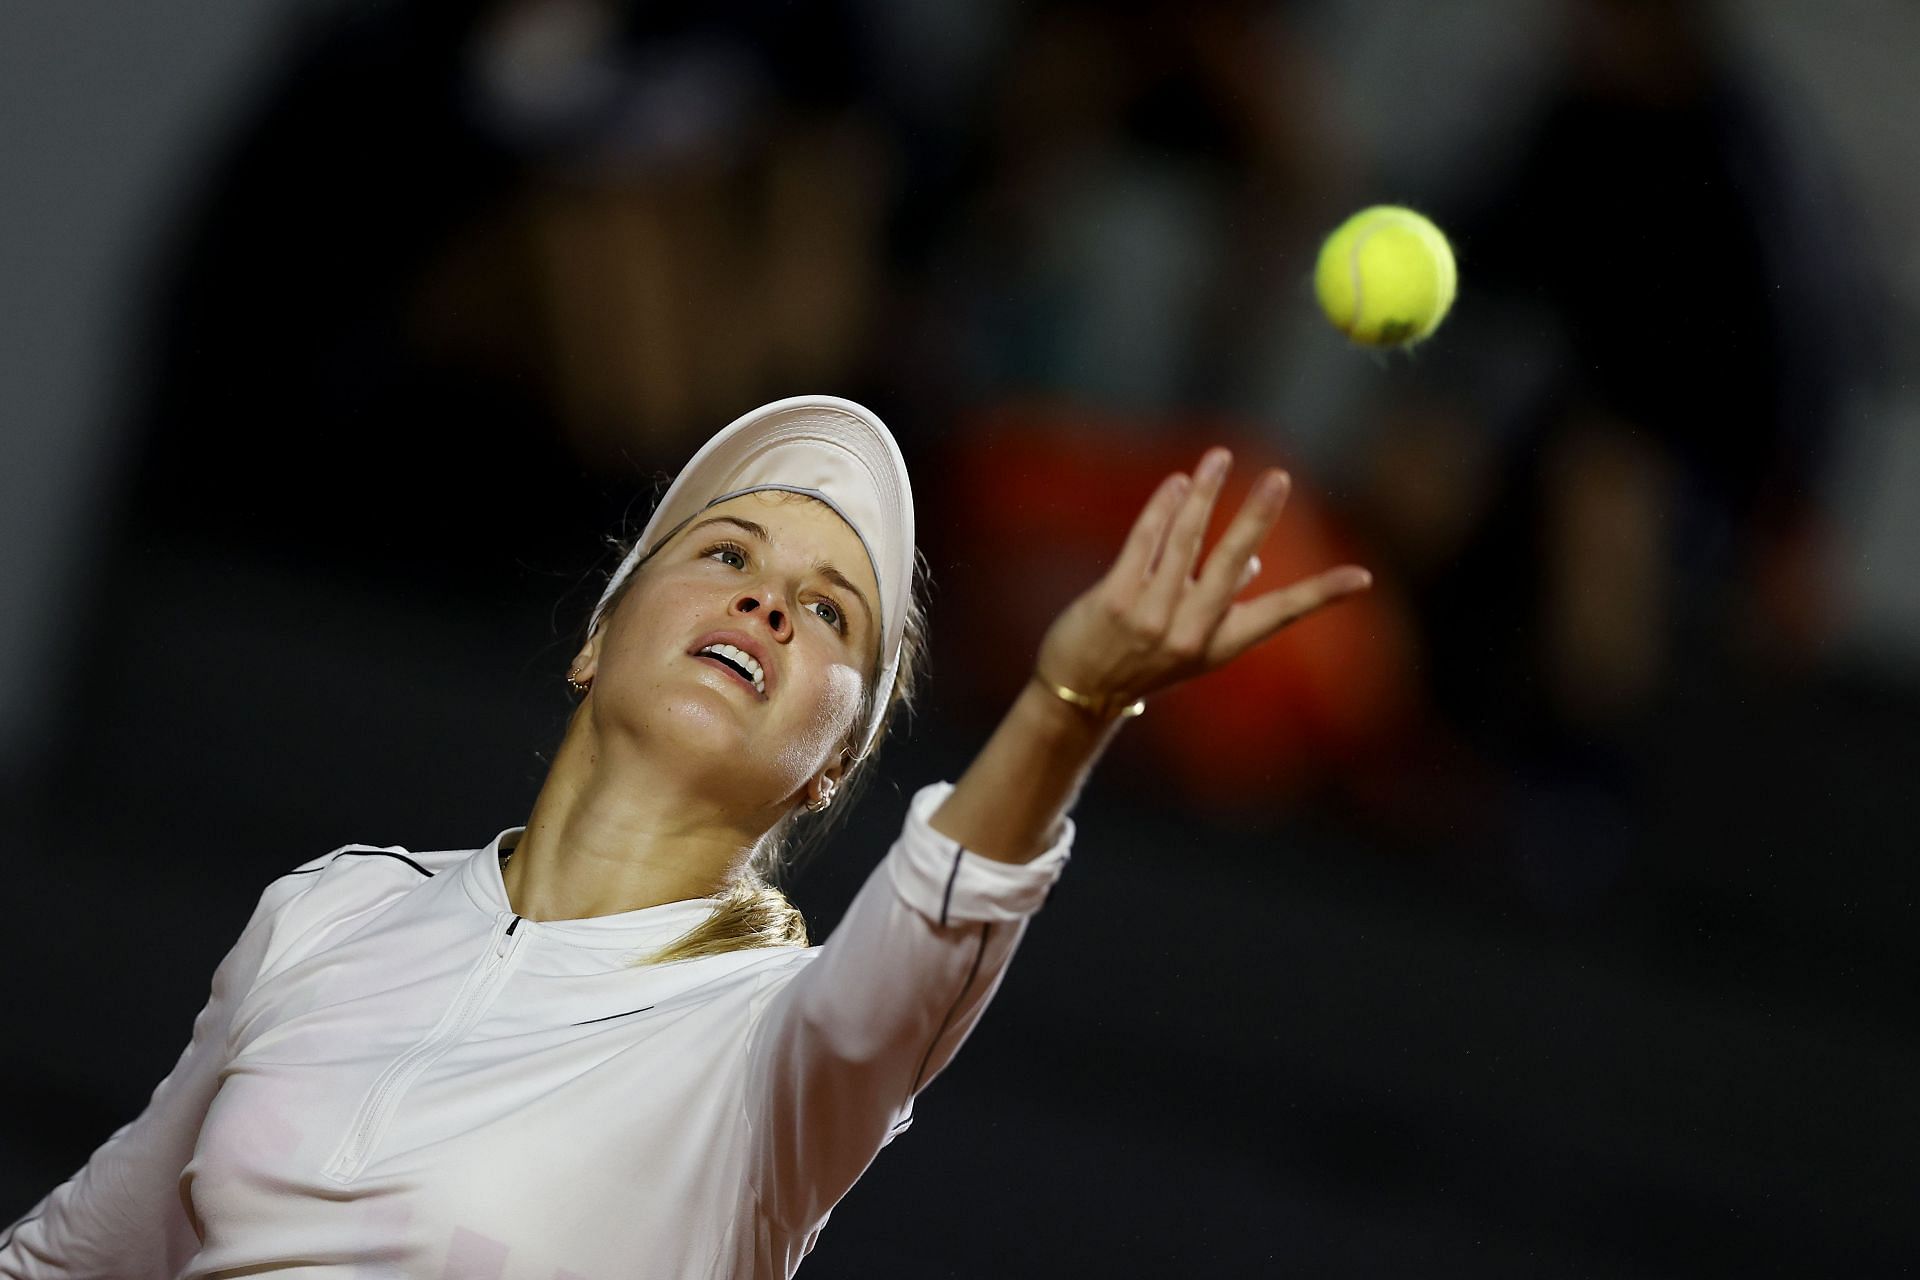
[741,769,1075,1241]
[743,445,1372,1239]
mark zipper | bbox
[322,910,526,1184]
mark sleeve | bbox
[0,864,318,1279]
[742,779,1074,1234]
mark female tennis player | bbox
[1,395,1371,1278]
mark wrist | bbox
[1027,668,1145,729]
[1018,677,1118,753]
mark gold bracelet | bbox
[1033,671,1146,720]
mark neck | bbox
[502,705,767,922]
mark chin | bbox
[644,689,747,741]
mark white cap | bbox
[587,394,915,764]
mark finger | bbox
[1110,472,1191,592]
[1238,553,1262,591]
[1203,565,1374,668]
[1167,467,1289,655]
[1205,469,1291,606]
[1142,446,1231,628]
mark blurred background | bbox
[3,0,1915,1273]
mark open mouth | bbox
[693,651,763,698]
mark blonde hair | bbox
[573,489,932,968]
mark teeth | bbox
[699,643,765,694]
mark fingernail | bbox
[1203,450,1230,480]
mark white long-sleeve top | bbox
[1,779,1073,1279]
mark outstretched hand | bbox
[1032,445,1374,717]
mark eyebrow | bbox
[684,515,874,634]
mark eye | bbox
[811,599,845,633]
[703,540,748,569]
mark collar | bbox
[457,825,729,951]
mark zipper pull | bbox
[495,913,523,959]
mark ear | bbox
[571,631,602,683]
[812,755,850,802]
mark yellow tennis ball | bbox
[1314,205,1457,347]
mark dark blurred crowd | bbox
[115,0,1879,905]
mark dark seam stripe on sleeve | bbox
[938,843,965,927]
[286,849,435,879]
[904,921,992,1102]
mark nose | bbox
[732,587,792,640]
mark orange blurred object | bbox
[927,399,1421,818]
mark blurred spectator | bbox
[879,0,1427,815]
[1360,0,1882,902]
[914,0,1345,420]
[459,0,894,469]
[119,0,896,590]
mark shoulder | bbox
[240,839,473,971]
[277,841,461,886]
[265,840,461,909]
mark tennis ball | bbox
[1314,205,1457,347]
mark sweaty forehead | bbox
[715,492,871,567]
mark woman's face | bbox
[575,490,882,812]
